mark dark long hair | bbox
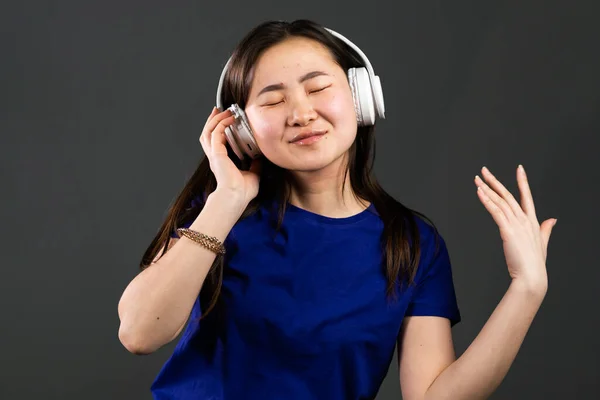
[141,19,439,319]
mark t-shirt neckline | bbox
[285,202,376,225]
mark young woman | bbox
[117,19,556,400]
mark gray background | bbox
[2,0,598,399]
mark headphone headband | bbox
[216,27,378,111]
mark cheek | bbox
[245,108,281,144]
[320,89,357,127]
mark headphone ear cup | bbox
[226,104,262,160]
[348,67,376,126]
[224,125,245,161]
[372,75,385,119]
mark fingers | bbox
[199,107,219,143]
[480,167,525,219]
[475,175,513,227]
[516,165,538,222]
[200,108,231,142]
[199,107,234,156]
[206,109,232,135]
[476,183,510,230]
[205,106,219,125]
[211,114,235,156]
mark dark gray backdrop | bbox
[2,1,598,399]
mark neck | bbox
[285,154,369,218]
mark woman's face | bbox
[244,37,358,172]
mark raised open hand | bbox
[474,165,556,292]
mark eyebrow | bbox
[257,70,329,96]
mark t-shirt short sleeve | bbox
[405,223,461,326]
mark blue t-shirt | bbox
[151,201,460,399]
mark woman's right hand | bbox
[199,107,261,208]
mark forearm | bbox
[425,279,547,400]
[118,192,244,354]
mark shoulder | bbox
[408,212,450,279]
[397,210,445,256]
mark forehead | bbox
[249,37,340,85]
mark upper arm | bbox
[397,222,461,398]
[397,316,456,400]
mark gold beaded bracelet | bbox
[176,228,226,255]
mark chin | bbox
[269,150,350,174]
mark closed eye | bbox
[309,85,331,94]
[262,85,331,106]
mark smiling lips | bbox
[290,130,327,145]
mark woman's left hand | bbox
[474,165,557,293]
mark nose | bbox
[287,94,318,126]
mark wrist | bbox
[187,192,246,242]
[510,277,548,300]
[207,190,248,216]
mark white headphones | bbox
[215,27,385,161]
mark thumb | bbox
[540,218,557,258]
